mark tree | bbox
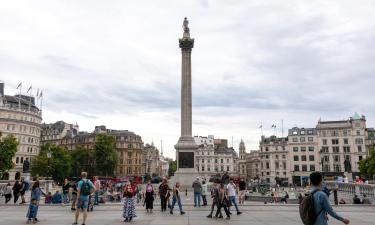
[0,134,18,178]
[31,144,72,182]
[359,147,375,179]
[168,160,177,177]
[70,146,95,177]
[94,133,118,176]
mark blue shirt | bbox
[312,188,344,225]
[31,188,44,201]
[77,179,93,200]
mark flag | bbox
[259,125,263,129]
[271,124,276,128]
[16,82,22,89]
[39,90,43,98]
[27,86,32,93]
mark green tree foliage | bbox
[70,146,95,177]
[31,144,72,182]
[168,160,177,177]
[359,147,375,178]
[94,133,118,176]
[0,134,18,178]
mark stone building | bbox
[245,151,260,180]
[0,82,42,180]
[237,139,247,177]
[365,128,375,150]
[288,127,319,186]
[316,114,368,177]
[259,135,290,184]
[53,125,145,177]
[144,143,160,176]
[41,121,79,146]
[194,136,238,177]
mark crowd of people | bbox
[2,171,374,225]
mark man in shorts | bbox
[73,172,95,225]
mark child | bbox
[26,199,38,224]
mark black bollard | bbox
[333,189,338,205]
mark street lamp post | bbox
[47,147,52,179]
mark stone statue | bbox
[344,159,352,173]
[183,17,190,38]
[23,158,30,173]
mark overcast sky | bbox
[1,0,375,159]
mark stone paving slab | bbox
[0,205,374,225]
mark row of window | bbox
[260,154,286,159]
[293,146,315,152]
[322,138,363,145]
[294,164,315,172]
[260,146,286,151]
[292,137,314,143]
[5,113,40,123]
[291,130,315,135]
[319,128,362,137]
[294,155,315,161]
[198,165,232,172]
[321,145,363,153]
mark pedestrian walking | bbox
[30,180,46,223]
[26,198,38,224]
[72,172,95,225]
[192,177,202,207]
[71,181,78,211]
[144,180,155,213]
[122,180,136,222]
[20,177,29,204]
[227,179,242,215]
[215,183,230,220]
[299,172,350,225]
[169,182,185,215]
[238,178,246,204]
[158,178,170,212]
[93,176,101,205]
[62,178,70,204]
[207,180,221,218]
[4,183,12,204]
[12,180,22,204]
[201,180,208,206]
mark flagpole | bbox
[18,83,22,110]
[28,88,32,111]
[281,119,284,137]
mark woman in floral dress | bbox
[123,180,136,222]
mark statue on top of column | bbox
[183,17,190,38]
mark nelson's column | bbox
[173,17,199,186]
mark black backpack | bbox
[299,190,322,225]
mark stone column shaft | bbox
[181,49,192,137]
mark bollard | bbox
[333,189,338,205]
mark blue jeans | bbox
[94,191,99,205]
[63,193,68,204]
[228,196,239,212]
[171,196,182,212]
[194,192,201,207]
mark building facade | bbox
[50,124,145,177]
[288,127,319,186]
[316,114,368,177]
[194,136,238,177]
[41,121,79,146]
[0,82,42,180]
[259,135,290,184]
[144,143,160,176]
[245,151,260,181]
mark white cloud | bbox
[1,0,375,158]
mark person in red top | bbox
[123,180,136,222]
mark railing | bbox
[0,180,53,195]
[325,181,375,200]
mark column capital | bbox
[179,38,194,50]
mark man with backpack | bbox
[73,172,95,225]
[300,172,349,225]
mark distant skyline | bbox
[1,0,375,159]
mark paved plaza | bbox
[0,204,373,225]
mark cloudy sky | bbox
[1,0,375,158]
